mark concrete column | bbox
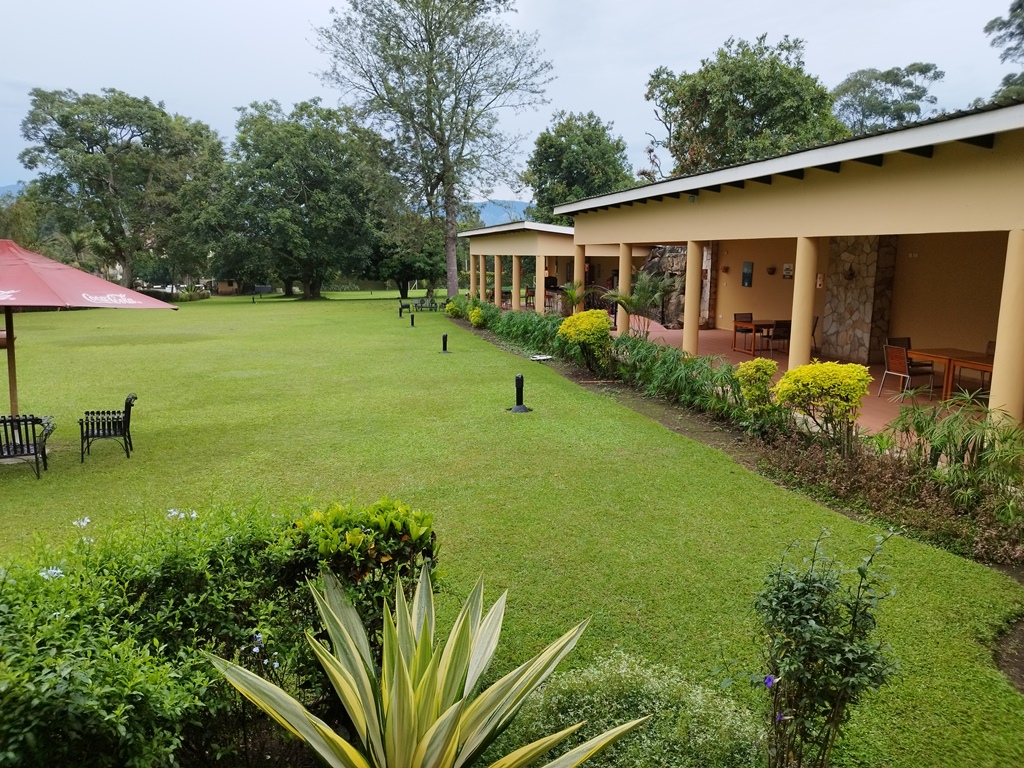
[990,229,1024,422]
[512,254,522,311]
[573,244,586,314]
[478,255,486,302]
[682,241,703,355]
[494,254,503,306]
[468,251,477,298]
[617,243,632,336]
[788,236,819,369]
[535,255,546,315]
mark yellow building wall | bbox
[571,131,1024,245]
[467,230,575,257]
[890,231,1007,349]
[714,238,826,325]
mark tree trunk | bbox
[399,280,410,299]
[444,181,458,300]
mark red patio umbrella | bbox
[0,239,177,414]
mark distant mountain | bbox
[471,199,529,227]
[0,183,25,197]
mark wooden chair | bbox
[0,415,55,479]
[80,394,136,462]
[734,312,755,351]
[766,320,791,357]
[886,337,934,378]
[878,346,933,396]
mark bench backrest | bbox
[0,415,43,456]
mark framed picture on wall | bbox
[782,263,794,280]
[741,261,753,287]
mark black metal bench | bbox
[398,296,411,317]
[80,393,136,462]
[0,415,55,479]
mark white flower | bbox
[39,566,64,580]
[80,537,95,545]
[72,517,90,528]
[188,510,197,519]
[252,646,260,654]
[167,509,180,519]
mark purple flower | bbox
[776,713,784,722]
[764,674,775,689]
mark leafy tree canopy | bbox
[643,35,849,179]
[832,63,945,134]
[316,0,553,298]
[522,110,634,226]
[19,87,223,286]
[205,100,402,300]
[986,1,1024,101]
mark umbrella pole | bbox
[4,307,16,415]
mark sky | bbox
[1,0,1018,200]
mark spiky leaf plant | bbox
[210,568,648,768]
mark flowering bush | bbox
[0,497,439,767]
[557,309,613,371]
[751,533,897,768]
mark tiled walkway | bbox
[628,320,950,434]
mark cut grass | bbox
[2,294,1023,767]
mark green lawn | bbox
[4,294,1024,767]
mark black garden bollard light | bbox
[508,373,531,412]
[410,313,415,328]
[441,333,450,353]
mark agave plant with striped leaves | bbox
[210,567,647,768]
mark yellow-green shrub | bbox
[736,358,778,411]
[773,362,872,454]
[557,309,612,371]
[468,306,485,327]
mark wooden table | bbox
[733,319,774,355]
[908,348,995,401]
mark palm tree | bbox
[559,280,596,315]
[604,270,675,339]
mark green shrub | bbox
[751,533,897,768]
[279,497,436,645]
[493,651,761,768]
[445,294,468,319]
[736,358,790,439]
[468,306,485,327]
[611,335,743,419]
[491,310,563,355]
[773,362,871,456]
[0,498,438,767]
[884,392,1024,524]
[557,309,613,371]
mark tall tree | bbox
[207,101,398,300]
[832,63,945,134]
[316,0,553,298]
[986,1,1024,101]
[522,110,634,226]
[643,36,848,179]
[19,88,223,286]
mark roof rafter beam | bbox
[780,169,804,180]
[902,145,934,158]
[726,180,745,189]
[961,134,995,149]
[816,162,841,173]
[854,155,884,166]
[750,175,773,185]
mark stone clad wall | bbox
[821,235,896,364]
[869,236,898,363]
